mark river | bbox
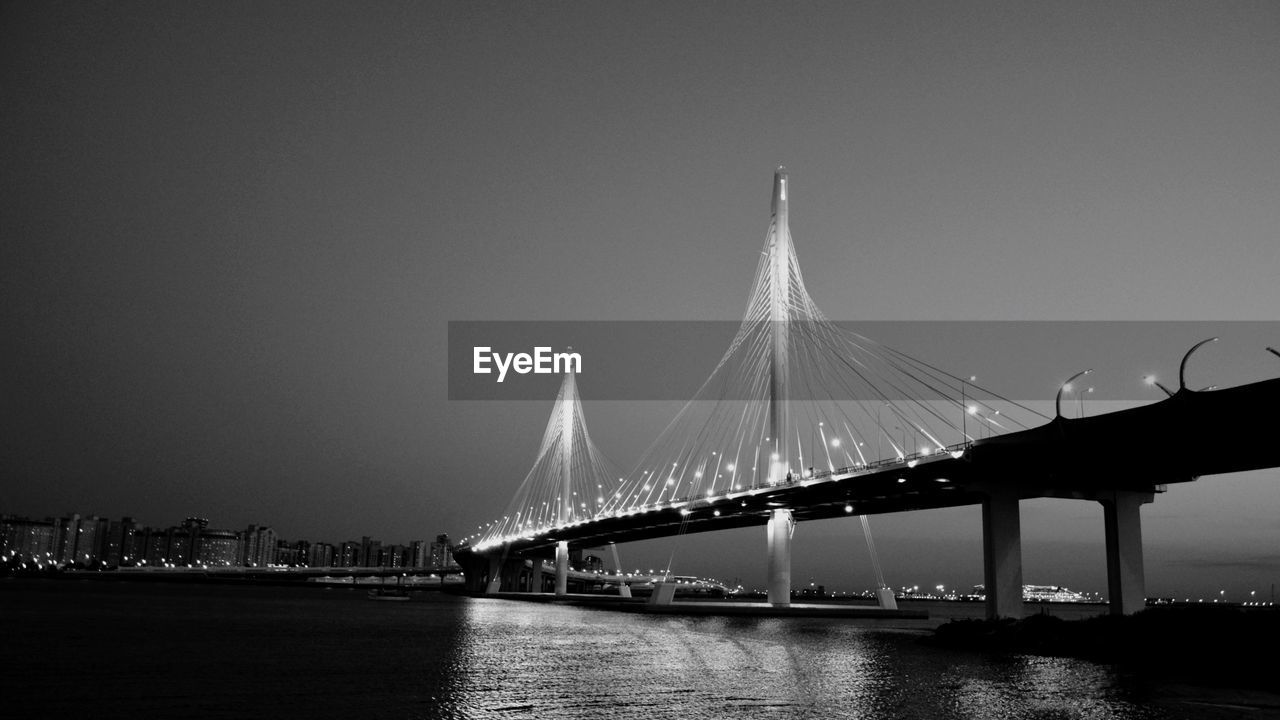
[1,580,1266,719]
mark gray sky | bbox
[3,1,1278,597]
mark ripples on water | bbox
[437,600,1164,720]
[0,582,1202,719]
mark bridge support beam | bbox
[555,540,569,596]
[1102,491,1152,615]
[767,508,794,606]
[982,492,1024,619]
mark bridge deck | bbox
[462,378,1280,556]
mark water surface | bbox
[0,581,1258,718]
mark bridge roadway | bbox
[457,377,1280,617]
[472,378,1280,552]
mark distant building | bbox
[339,541,359,568]
[429,534,453,568]
[52,513,105,565]
[291,540,310,567]
[55,514,81,563]
[309,542,335,568]
[0,515,15,554]
[169,526,194,566]
[380,544,408,568]
[274,539,298,567]
[410,540,427,569]
[360,536,382,568]
[127,526,149,565]
[90,516,110,562]
[240,525,277,567]
[104,517,139,566]
[1,516,56,563]
[144,528,171,565]
[197,528,239,567]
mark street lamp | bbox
[1055,369,1092,419]
[1144,375,1175,398]
[1179,337,1218,391]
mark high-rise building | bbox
[1,515,17,555]
[169,526,194,566]
[410,540,427,569]
[74,515,102,565]
[291,540,310,567]
[104,517,139,566]
[274,539,297,567]
[360,536,384,568]
[174,518,209,566]
[197,528,239,566]
[144,528,171,565]
[241,525,277,567]
[55,514,81,563]
[309,542,334,568]
[429,534,453,569]
[339,541,359,568]
[380,544,407,568]
[127,526,149,565]
[1,517,56,563]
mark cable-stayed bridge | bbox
[454,169,1280,619]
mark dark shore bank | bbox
[930,605,1279,691]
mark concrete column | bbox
[485,555,502,594]
[767,508,794,606]
[982,492,1023,619]
[648,582,676,605]
[529,557,544,593]
[609,543,632,598]
[555,540,569,596]
[1102,491,1152,615]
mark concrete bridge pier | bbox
[767,508,794,606]
[555,540,569,596]
[485,555,503,594]
[529,556,544,593]
[609,543,632,598]
[982,491,1024,619]
[1102,490,1152,615]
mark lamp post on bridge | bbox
[1179,337,1218,391]
[1055,369,1092,419]
[1078,385,1093,418]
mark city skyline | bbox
[4,3,1279,599]
[1,510,457,572]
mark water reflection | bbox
[0,584,1196,719]
[437,599,1160,720]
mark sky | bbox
[2,1,1278,599]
